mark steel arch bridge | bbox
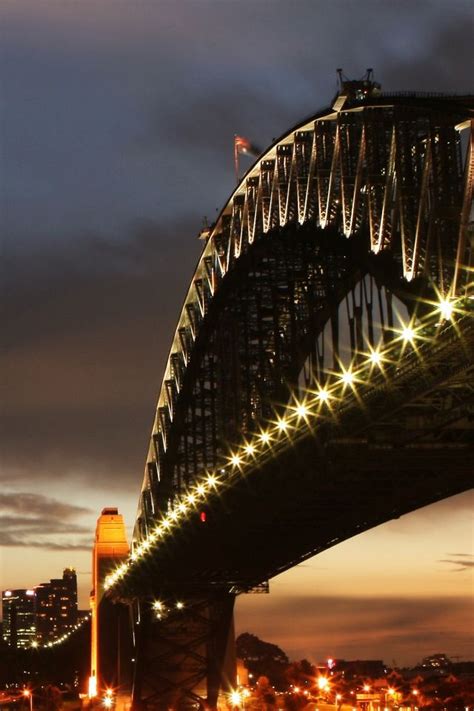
[106,84,474,710]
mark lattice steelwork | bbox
[102,86,474,711]
[134,91,473,546]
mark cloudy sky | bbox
[1,0,473,666]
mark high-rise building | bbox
[2,568,79,648]
[35,568,78,645]
[62,567,78,627]
[2,589,36,648]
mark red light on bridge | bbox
[200,512,207,523]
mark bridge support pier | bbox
[132,592,236,710]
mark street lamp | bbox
[23,689,33,711]
[229,689,242,708]
[103,689,114,708]
[387,687,397,708]
[318,676,330,692]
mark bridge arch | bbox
[105,90,473,711]
[135,93,473,538]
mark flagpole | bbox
[234,135,239,184]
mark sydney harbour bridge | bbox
[30,78,474,709]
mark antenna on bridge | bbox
[198,216,211,241]
[335,68,382,110]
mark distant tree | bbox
[43,685,63,711]
[285,658,316,690]
[386,669,403,688]
[255,676,277,709]
[236,633,289,689]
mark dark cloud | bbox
[447,552,474,557]
[440,554,474,572]
[0,532,91,552]
[0,516,89,534]
[0,493,91,518]
[2,219,201,492]
[0,493,92,550]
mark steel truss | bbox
[136,95,473,542]
[115,92,474,709]
[132,594,235,710]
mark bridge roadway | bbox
[110,311,473,600]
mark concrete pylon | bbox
[90,507,130,699]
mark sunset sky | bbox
[1,0,472,667]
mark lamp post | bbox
[23,689,33,711]
[229,689,242,708]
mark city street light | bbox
[229,689,242,708]
[103,689,114,708]
[318,676,330,692]
[23,689,33,711]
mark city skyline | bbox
[2,567,79,649]
[1,0,473,670]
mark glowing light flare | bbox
[196,483,207,495]
[103,696,113,708]
[229,689,242,706]
[437,297,454,320]
[316,388,330,404]
[88,676,97,699]
[295,402,309,418]
[176,601,184,609]
[276,418,289,432]
[230,454,242,467]
[317,676,330,691]
[368,349,383,366]
[244,444,256,455]
[399,323,417,343]
[339,369,355,386]
[259,431,271,444]
[206,473,218,487]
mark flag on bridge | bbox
[234,135,261,182]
